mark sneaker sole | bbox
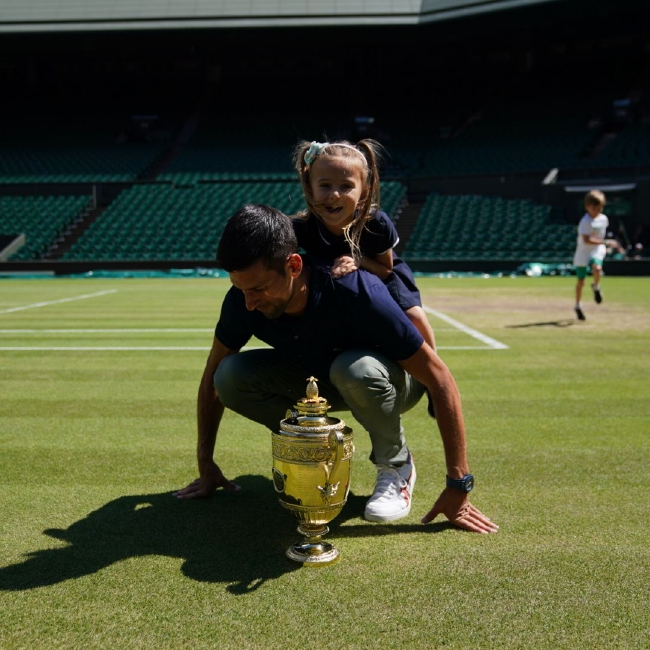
[364,503,412,523]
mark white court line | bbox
[0,343,298,352]
[424,306,509,350]
[0,328,212,333]
[2,328,463,334]
[0,345,267,351]
[0,345,497,351]
[0,311,508,351]
[0,290,118,314]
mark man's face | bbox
[229,259,296,319]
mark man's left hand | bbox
[421,488,499,533]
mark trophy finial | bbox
[305,376,319,401]
[293,376,328,416]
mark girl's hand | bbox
[330,255,359,278]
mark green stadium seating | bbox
[403,194,575,262]
[0,195,92,260]
[62,181,407,262]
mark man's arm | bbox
[174,336,241,499]
[399,343,498,533]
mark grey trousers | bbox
[214,348,425,465]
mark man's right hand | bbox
[174,462,241,499]
[421,488,498,533]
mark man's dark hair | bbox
[216,204,298,273]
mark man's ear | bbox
[287,253,303,278]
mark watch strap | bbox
[446,474,475,492]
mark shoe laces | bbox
[372,465,407,499]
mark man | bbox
[175,204,497,533]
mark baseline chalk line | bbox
[0,290,118,314]
[424,306,508,350]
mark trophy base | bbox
[286,524,340,566]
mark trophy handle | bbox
[327,429,345,477]
[315,430,345,506]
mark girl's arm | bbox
[359,249,393,280]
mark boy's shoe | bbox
[591,283,603,304]
[364,452,416,522]
[575,306,586,321]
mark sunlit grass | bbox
[1,276,649,649]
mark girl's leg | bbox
[404,305,436,351]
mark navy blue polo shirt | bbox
[292,211,399,261]
[292,212,423,312]
[215,260,424,378]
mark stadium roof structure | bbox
[0,0,563,33]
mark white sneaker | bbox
[364,452,416,522]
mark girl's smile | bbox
[309,155,366,235]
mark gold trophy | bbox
[272,376,354,566]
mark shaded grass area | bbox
[1,276,649,649]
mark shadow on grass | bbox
[0,475,451,595]
[506,320,576,328]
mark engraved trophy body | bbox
[272,377,354,565]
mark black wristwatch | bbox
[446,474,475,492]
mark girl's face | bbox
[309,155,367,235]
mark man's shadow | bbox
[0,475,450,595]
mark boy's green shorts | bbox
[575,258,604,279]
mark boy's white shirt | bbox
[573,212,608,265]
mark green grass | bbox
[1,275,649,649]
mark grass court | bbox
[1,275,648,649]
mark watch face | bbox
[447,474,475,492]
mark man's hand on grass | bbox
[422,488,499,533]
[174,462,240,499]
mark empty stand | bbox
[403,194,575,262]
[62,181,407,262]
[0,195,92,260]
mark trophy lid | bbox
[280,377,348,433]
[294,376,329,417]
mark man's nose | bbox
[244,293,259,311]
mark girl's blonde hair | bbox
[292,138,384,262]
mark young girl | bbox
[291,138,437,356]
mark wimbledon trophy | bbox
[272,376,354,566]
